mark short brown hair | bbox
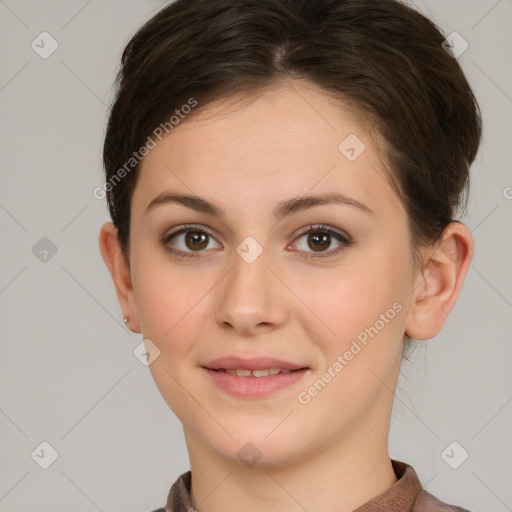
[103,0,482,266]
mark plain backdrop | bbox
[0,1,511,511]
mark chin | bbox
[200,423,312,468]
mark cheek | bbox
[292,269,405,424]
[133,258,216,419]
[131,245,211,351]
[292,248,409,381]
[295,260,404,344]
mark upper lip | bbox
[203,356,308,371]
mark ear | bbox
[405,221,473,340]
[98,222,141,333]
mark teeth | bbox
[223,368,291,377]
[252,369,271,377]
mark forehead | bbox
[133,80,400,220]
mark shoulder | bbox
[388,460,471,512]
[149,509,165,512]
[413,489,472,511]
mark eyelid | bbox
[292,223,351,243]
[163,223,218,241]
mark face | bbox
[127,80,418,466]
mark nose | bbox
[215,247,289,336]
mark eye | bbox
[289,224,353,259]
[161,224,221,258]
[161,223,353,260]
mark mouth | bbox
[201,356,311,398]
[203,355,309,372]
[206,368,307,377]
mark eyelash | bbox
[161,223,354,260]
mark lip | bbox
[203,367,310,398]
[201,356,311,399]
[203,356,308,371]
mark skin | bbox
[99,79,473,512]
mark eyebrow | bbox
[145,191,373,219]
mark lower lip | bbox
[203,368,309,398]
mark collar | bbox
[164,459,423,512]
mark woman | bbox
[99,0,481,510]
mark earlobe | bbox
[98,222,141,333]
[405,222,473,340]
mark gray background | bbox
[0,0,511,511]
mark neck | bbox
[184,421,397,512]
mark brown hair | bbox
[103,0,481,272]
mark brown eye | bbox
[291,225,353,259]
[307,232,331,252]
[162,225,221,258]
[184,230,209,251]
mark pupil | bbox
[309,232,330,252]
[186,231,208,251]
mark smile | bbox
[203,367,310,398]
